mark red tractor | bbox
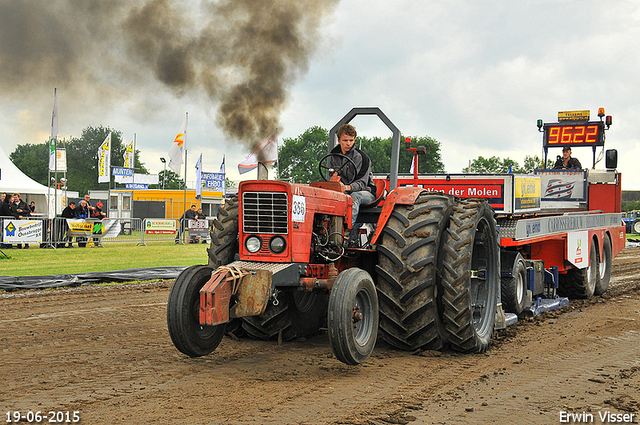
[167,107,500,365]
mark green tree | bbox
[9,142,53,185]
[10,127,148,195]
[466,156,520,173]
[278,128,445,183]
[278,126,329,183]
[150,169,185,189]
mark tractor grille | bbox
[242,192,288,234]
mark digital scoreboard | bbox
[543,122,605,148]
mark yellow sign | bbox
[558,110,590,121]
[514,177,541,210]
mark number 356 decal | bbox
[292,195,306,222]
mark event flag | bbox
[98,132,111,183]
[124,136,135,169]
[168,115,187,174]
[219,155,225,173]
[49,89,58,171]
[238,133,278,174]
[195,153,202,199]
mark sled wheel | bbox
[558,239,598,299]
[500,252,528,315]
[328,268,379,365]
[167,265,226,357]
[595,234,612,295]
[440,198,499,353]
[375,191,454,351]
[242,291,328,341]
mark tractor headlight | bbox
[245,236,262,253]
[269,236,286,254]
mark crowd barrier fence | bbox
[0,216,212,249]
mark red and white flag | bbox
[168,115,187,174]
[238,133,278,174]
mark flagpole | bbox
[182,112,188,244]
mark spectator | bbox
[29,201,36,214]
[89,202,106,247]
[61,201,76,248]
[83,194,96,214]
[13,193,29,218]
[1,194,23,249]
[176,205,198,244]
[74,200,89,247]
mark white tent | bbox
[0,144,67,217]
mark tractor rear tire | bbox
[440,199,499,353]
[375,191,453,351]
[167,265,226,357]
[242,291,329,341]
[207,196,239,267]
[558,240,598,299]
[500,251,528,315]
[595,234,612,295]
[633,219,640,235]
[328,268,379,365]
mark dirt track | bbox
[2,248,639,425]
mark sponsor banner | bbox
[145,219,176,235]
[513,213,622,240]
[202,172,225,192]
[188,219,209,236]
[567,231,589,268]
[66,219,116,238]
[514,177,541,210]
[126,183,149,190]
[113,167,134,177]
[3,220,43,243]
[398,177,506,211]
[537,170,586,201]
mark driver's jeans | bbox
[350,190,376,226]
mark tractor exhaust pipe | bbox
[257,162,269,180]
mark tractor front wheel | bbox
[167,265,226,357]
[328,268,379,365]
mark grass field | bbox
[0,241,211,277]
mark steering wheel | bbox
[318,153,357,185]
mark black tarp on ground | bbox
[0,266,188,291]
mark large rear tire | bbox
[633,219,640,235]
[440,199,499,353]
[242,291,329,341]
[558,240,598,299]
[375,191,453,351]
[500,251,528,315]
[595,234,612,295]
[167,265,226,357]
[207,196,239,267]
[328,268,379,365]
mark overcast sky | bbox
[1,0,639,189]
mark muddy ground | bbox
[1,248,639,425]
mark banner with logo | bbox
[144,219,177,235]
[3,220,44,243]
[66,219,119,238]
[188,219,209,237]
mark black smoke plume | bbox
[0,0,339,149]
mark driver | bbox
[328,124,377,227]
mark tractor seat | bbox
[370,178,387,207]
